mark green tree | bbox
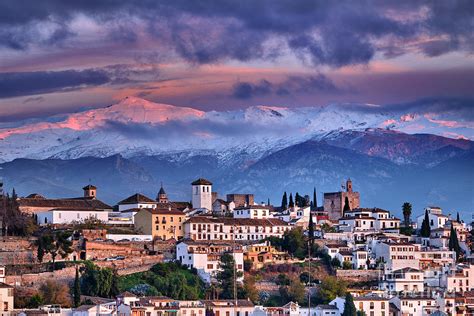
[242,276,259,303]
[283,227,305,259]
[356,311,367,316]
[299,272,310,284]
[457,212,461,222]
[331,257,341,268]
[81,261,114,298]
[420,209,431,237]
[402,202,412,227]
[308,213,314,247]
[342,292,357,316]
[289,193,294,208]
[110,269,120,298]
[343,197,351,213]
[276,273,291,286]
[73,267,81,307]
[318,276,347,303]
[286,278,305,303]
[39,280,72,306]
[295,193,301,207]
[36,230,73,269]
[342,261,352,270]
[449,223,462,261]
[281,192,288,209]
[313,187,317,210]
[217,253,243,299]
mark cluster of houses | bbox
[5,178,474,315]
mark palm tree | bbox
[402,202,412,227]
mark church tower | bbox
[83,184,97,199]
[346,178,353,193]
[191,178,212,210]
[156,183,169,203]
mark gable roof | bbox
[118,193,156,205]
[18,197,112,210]
[191,178,212,185]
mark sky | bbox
[0,1,473,124]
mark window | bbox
[3,302,7,311]
[207,264,213,269]
[370,302,374,309]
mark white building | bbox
[117,193,157,212]
[379,267,424,293]
[416,206,449,231]
[373,241,420,270]
[391,295,437,316]
[176,240,244,283]
[442,263,474,293]
[191,178,213,211]
[339,208,400,233]
[212,199,235,216]
[0,266,13,316]
[37,208,109,225]
[184,217,290,242]
[313,304,341,316]
[353,295,390,316]
[233,205,271,219]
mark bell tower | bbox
[191,178,213,210]
[83,184,97,199]
[346,178,353,193]
[157,183,169,203]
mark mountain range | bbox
[0,97,472,218]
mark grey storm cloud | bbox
[0,1,472,67]
[232,74,343,99]
[0,69,111,98]
[0,65,160,99]
[341,97,474,121]
[104,118,291,140]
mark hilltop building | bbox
[134,207,186,240]
[324,178,360,220]
[192,178,213,211]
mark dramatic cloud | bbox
[0,64,160,99]
[0,1,471,67]
[0,69,111,98]
[232,74,343,99]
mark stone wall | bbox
[336,269,380,282]
[6,255,164,289]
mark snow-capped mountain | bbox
[1,97,472,215]
[1,96,471,163]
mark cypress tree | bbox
[313,187,317,210]
[295,192,301,207]
[267,198,270,206]
[281,192,288,209]
[110,269,120,298]
[343,197,351,213]
[449,223,462,261]
[457,212,460,223]
[308,212,314,247]
[73,266,81,307]
[342,292,357,316]
[289,193,294,208]
[420,209,431,237]
[402,202,412,227]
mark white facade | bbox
[379,267,424,293]
[353,296,390,316]
[416,206,449,231]
[37,209,109,225]
[233,206,271,219]
[374,242,420,270]
[192,181,212,211]
[118,202,156,212]
[184,218,290,242]
[177,241,244,283]
[442,264,474,293]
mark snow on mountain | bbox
[0,97,471,163]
